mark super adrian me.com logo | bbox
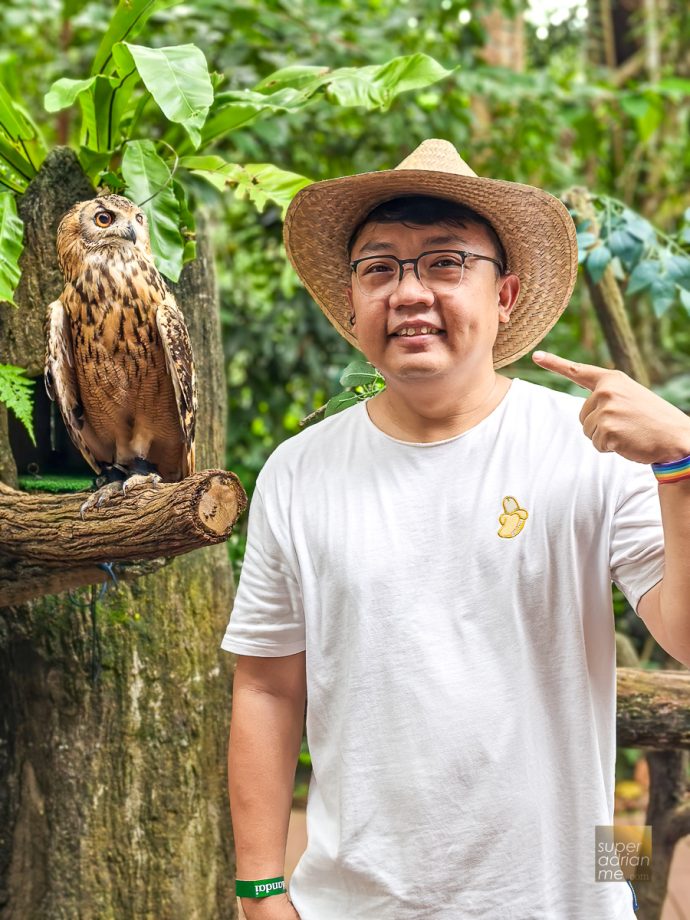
[595,825,652,882]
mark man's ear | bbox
[498,273,520,324]
[346,286,356,332]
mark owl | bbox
[44,194,197,515]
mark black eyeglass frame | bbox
[350,249,505,293]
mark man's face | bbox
[347,220,520,386]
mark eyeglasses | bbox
[350,249,504,298]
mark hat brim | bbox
[284,168,578,369]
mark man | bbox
[222,139,690,919]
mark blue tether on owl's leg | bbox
[89,584,102,684]
[66,563,120,684]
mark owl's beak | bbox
[123,223,137,243]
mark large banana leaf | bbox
[0,191,24,306]
[122,140,184,282]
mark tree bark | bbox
[616,652,690,920]
[637,750,690,920]
[0,149,240,919]
[616,667,690,749]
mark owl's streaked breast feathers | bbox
[44,194,198,483]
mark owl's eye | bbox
[135,213,144,225]
[95,211,113,227]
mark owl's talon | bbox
[121,472,163,495]
[79,481,125,518]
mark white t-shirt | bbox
[221,377,664,920]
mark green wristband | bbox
[236,876,285,898]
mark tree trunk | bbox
[0,149,239,919]
[638,750,690,920]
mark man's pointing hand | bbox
[531,350,690,465]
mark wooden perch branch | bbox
[0,469,247,605]
[617,667,690,749]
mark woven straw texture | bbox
[283,140,578,369]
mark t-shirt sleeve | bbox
[609,458,665,614]
[220,485,306,656]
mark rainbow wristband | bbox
[236,876,285,898]
[651,453,690,484]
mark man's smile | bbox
[390,329,446,344]
[388,320,446,340]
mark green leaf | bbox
[325,54,454,110]
[74,76,113,152]
[621,214,655,242]
[585,245,611,284]
[666,255,690,292]
[610,256,626,281]
[576,231,596,264]
[0,83,37,143]
[66,69,139,154]
[680,289,690,314]
[63,0,91,16]
[339,360,381,387]
[0,192,24,306]
[649,278,676,317]
[654,77,690,97]
[172,179,196,265]
[607,229,642,270]
[92,0,181,76]
[366,53,455,104]
[254,65,331,94]
[620,93,664,142]
[44,76,98,112]
[0,363,35,445]
[626,260,659,295]
[78,147,113,183]
[201,54,453,146]
[121,140,184,281]
[0,135,33,192]
[181,156,311,215]
[324,392,360,418]
[98,171,127,193]
[115,42,213,148]
[200,91,301,146]
[0,83,44,179]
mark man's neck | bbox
[365,372,513,443]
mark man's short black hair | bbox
[348,195,507,277]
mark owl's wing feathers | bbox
[155,293,197,476]
[44,298,102,475]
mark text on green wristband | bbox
[235,877,285,898]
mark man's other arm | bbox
[637,478,690,668]
[229,651,306,919]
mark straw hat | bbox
[283,139,578,369]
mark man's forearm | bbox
[228,682,305,880]
[657,477,690,663]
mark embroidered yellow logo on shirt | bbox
[497,496,529,539]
